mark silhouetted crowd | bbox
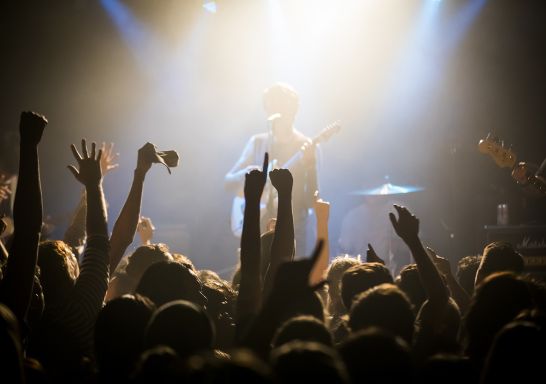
[1,112,545,383]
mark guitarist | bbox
[225,83,318,256]
[512,157,546,224]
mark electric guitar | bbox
[230,121,341,237]
[478,134,546,195]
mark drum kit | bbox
[342,178,425,275]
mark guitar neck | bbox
[275,122,340,170]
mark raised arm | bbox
[67,140,109,311]
[309,192,330,285]
[236,153,268,325]
[428,247,470,314]
[137,216,154,246]
[389,205,449,307]
[108,143,153,273]
[0,112,47,322]
[263,168,294,296]
[241,240,324,356]
[63,143,118,250]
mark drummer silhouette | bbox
[338,176,424,275]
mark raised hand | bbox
[136,143,155,174]
[427,246,469,312]
[19,111,47,146]
[389,205,419,244]
[100,142,119,175]
[366,243,385,265]
[310,192,331,286]
[68,139,103,187]
[269,168,293,196]
[137,216,155,245]
[244,152,268,202]
[313,191,330,221]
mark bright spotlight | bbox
[203,1,217,13]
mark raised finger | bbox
[393,204,404,216]
[97,149,103,162]
[81,139,89,159]
[70,144,83,162]
[262,152,269,175]
[107,142,116,159]
[67,165,79,179]
[91,142,96,159]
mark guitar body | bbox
[230,189,275,238]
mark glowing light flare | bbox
[373,0,487,127]
[100,0,166,76]
[203,1,217,14]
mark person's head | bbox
[349,283,415,344]
[271,256,327,323]
[145,300,214,359]
[136,260,205,307]
[277,290,326,325]
[481,321,546,384]
[271,341,349,384]
[339,327,413,384]
[515,308,546,329]
[125,243,173,282]
[341,262,393,311]
[464,272,534,364]
[396,264,426,313]
[263,83,299,136]
[198,270,236,350]
[95,294,155,380]
[475,242,524,286]
[37,240,79,306]
[415,298,461,355]
[197,269,222,283]
[456,255,481,295]
[272,315,334,349]
[171,252,196,272]
[184,349,272,384]
[326,256,360,317]
[133,346,183,383]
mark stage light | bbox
[203,1,217,13]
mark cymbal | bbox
[350,182,424,196]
